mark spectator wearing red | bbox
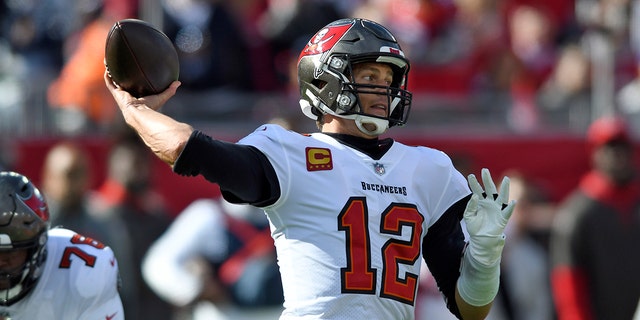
[550,116,640,320]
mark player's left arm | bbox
[455,168,516,320]
[422,195,468,319]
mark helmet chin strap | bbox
[300,91,390,136]
[328,112,389,136]
[355,115,389,136]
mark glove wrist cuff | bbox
[457,245,501,307]
[467,234,505,267]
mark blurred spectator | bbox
[0,37,27,135]
[157,0,265,124]
[576,0,637,116]
[500,0,579,43]
[617,58,640,138]
[258,0,343,90]
[257,0,343,55]
[503,4,558,132]
[94,132,173,320]
[40,142,113,244]
[486,170,556,320]
[575,0,630,40]
[221,0,279,93]
[143,198,283,320]
[550,116,640,320]
[506,172,557,252]
[354,0,507,96]
[161,0,252,92]
[1,0,69,84]
[0,0,77,135]
[47,1,135,135]
[537,43,592,131]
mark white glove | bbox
[457,168,516,307]
[464,168,516,266]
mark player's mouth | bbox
[367,104,387,117]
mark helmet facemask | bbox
[338,55,412,135]
[0,232,47,306]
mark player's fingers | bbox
[152,81,181,105]
[464,194,479,219]
[104,70,116,90]
[501,200,517,222]
[467,174,484,197]
[496,176,510,207]
[481,168,498,198]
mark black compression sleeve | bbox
[422,194,471,320]
[173,130,280,205]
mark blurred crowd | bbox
[1,0,640,137]
[2,0,640,320]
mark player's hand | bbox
[463,168,516,266]
[104,68,180,112]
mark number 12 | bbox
[338,197,424,305]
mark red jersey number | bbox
[338,197,424,305]
[59,233,106,268]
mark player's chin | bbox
[0,279,12,290]
[0,272,22,288]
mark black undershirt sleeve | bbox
[172,130,280,206]
[422,194,471,320]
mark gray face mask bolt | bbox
[330,57,344,69]
[338,95,351,107]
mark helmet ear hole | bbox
[18,184,31,199]
[311,79,327,89]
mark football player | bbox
[105,18,515,320]
[0,171,123,319]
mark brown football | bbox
[105,19,179,98]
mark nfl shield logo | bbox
[373,162,385,175]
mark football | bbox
[105,19,179,98]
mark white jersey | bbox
[238,125,470,320]
[0,228,124,320]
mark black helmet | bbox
[297,18,412,135]
[0,171,49,306]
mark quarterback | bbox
[106,18,515,320]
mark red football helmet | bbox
[0,171,50,306]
